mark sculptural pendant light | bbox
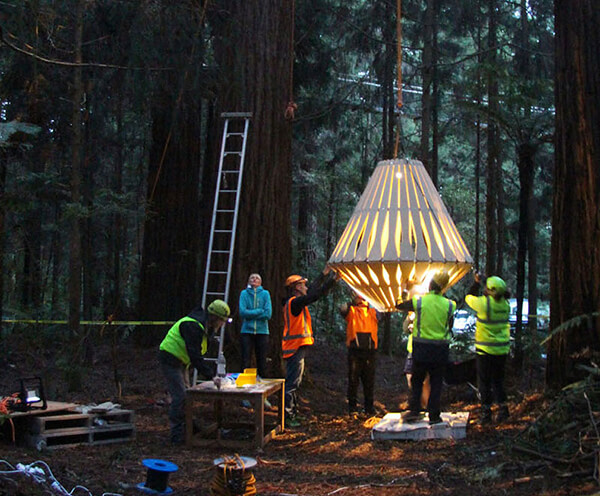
[327,158,473,312]
[327,1,472,311]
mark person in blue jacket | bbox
[239,273,272,379]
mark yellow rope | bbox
[396,0,403,110]
[210,455,257,496]
[393,0,403,159]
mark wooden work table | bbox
[185,378,285,449]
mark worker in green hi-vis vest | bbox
[465,273,511,426]
[159,299,230,445]
[396,271,457,425]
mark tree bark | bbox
[547,0,600,388]
[68,0,84,338]
[420,0,435,182]
[485,0,499,275]
[137,86,202,345]
[514,142,535,368]
[212,0,293,376]
[136,4,205,345]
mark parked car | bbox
[509,298,529,329]
[509,298,550,331]
[452,309,476,335]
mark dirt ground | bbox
[0,331,597,496]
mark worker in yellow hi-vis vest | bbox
[159,300,230,445]
[396,271,457,425]
[465,273,511,425]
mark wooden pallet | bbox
[25,409,135,450]
[371,411,469,441]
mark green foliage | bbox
[0,0,557,383]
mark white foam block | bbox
[371,412,469,441]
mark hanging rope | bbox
[284,0,297,120]
[393,0,403,159]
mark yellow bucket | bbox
[236,368,257,387]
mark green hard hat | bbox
[486,276,507,296]
[207,299,231,319]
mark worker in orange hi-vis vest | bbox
[282,268,337,427]
[339,292,381,416]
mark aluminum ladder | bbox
[192,112,251,385]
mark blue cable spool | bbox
[137,459,179,494]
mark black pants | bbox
[476,352,507,406]
[347,348,377,412]
[240,333,269,378]
[408,360,445,419]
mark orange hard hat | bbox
[285,274,307,288]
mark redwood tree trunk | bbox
[485,0,499,275]
[212,0,293,376]
[514,142,535,368]
[68,0,84,338]
[547,0,600,388]
[137,86,202,345]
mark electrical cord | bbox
[0,459,123,496]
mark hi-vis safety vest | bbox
[159,316,208,366]
[466,294,510,355]
[412,292,456,345]
[282,296,314,359]
[345,302,378,349]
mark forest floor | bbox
[0,331,597,496]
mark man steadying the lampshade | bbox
[282,268,337,427]
[396,271,457,425]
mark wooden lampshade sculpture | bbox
[327,158,473,312]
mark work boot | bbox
[285,415,301,428]
[479,405,492,425]
[496,404,509,423]
[402,410,422,424]
[429,415,443,425]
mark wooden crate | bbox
[26,410,135,450]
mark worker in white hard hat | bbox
[396,271,457,425]
[282,268,337,427]
[465,272,511,425]
[159,299,230,444]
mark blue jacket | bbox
[239,286,272,335]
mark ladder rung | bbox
[215,229,233,233]
[226,132,246,137]
[222,169,240,173]
[206,292,225,296]
[209,271,228,275]
[220,190,237,193]
[212,250,230,254]
[224,152,242,156]
[221,112,252,118]
[216,209,234,213]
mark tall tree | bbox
[484,0,500,276]
[68,0,84,339]
[212,0,293,375]
[547,0,600,387]
[420,0,438,183]
[137,3,206,345]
